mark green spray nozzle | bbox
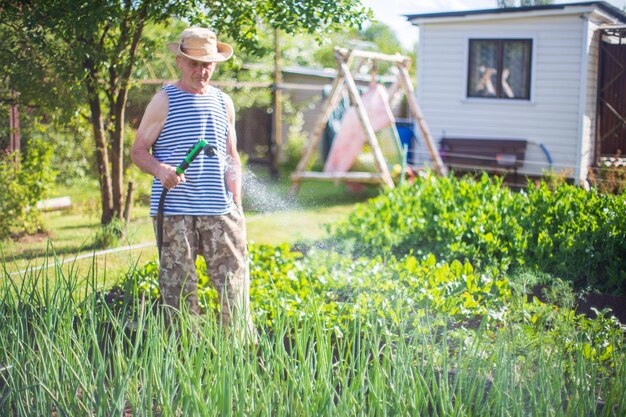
[176,139,211,174]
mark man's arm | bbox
[130,90,185,189]
[223,93,242,207]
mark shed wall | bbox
[579,19,601,182]
[416,14,586,177]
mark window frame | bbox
[466,38,533,101]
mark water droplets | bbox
[242,170,299,213]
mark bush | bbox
[0,139,56,240]
[330,173,526,269]
[520,181,626,292]
[282,111,310,172]
[330,171,626,294]
[92,217,125,249]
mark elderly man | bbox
[131,28,253,338]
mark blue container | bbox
[395,120,416,164]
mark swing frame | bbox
[289,47,447,194]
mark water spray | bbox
[157,139,217,259]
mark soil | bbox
[14,231,52,243]
[531,285,626,324]
[575,292,626,325]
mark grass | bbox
[0,207,156,286]
[0,168,376,285]
[246,204,356,245]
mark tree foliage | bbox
[1,0,371,225]
[311,22,411,75]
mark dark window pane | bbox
[467,38,532,100]
[502,40,531,99]
[468,40,499,97]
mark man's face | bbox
[177,56,216,88]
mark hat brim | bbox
[166,42,233,63]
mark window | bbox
[467,39,532,100]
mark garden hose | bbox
[157,139,217,259]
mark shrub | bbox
[330,171,626,294]
[330,173,527,270]
[0,139,56,240]
[40,119,94,187]
[282,111,310,172]
[520,181,626,292]
[92,217,125,249]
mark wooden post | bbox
[397,62,448,176]
[339,59,395,189]
[123,181,135,225]
[387,79,403,106]
[290,48,442,193]
[271,27,283,179]
[290,72,347,193]
[9,88,20,166]
[335,48,407,64]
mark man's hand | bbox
[158,164,186,190]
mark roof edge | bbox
[405,1,626,24]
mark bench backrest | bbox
[439,138,527,170]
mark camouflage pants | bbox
[153,205,254,336]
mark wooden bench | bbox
[439,138,528,186]
[440,138,527,173]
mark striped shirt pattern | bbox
[149,84,233,216]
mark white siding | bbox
[578,19,602,184]
[416,14,586,177]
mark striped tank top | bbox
[149,84,233,216]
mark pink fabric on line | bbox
[324,84,395,173]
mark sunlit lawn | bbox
[0,169,375,284]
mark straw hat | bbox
[167,27,233,63]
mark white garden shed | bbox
[406,1,626,185]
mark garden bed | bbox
[2,173,625,416]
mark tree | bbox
[311,22,410,70]
[1,1,371,225]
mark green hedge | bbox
[329,172,626,294]
[0,140,56,240]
